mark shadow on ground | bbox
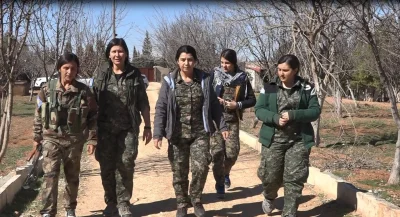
[79,168,100,177]
[79,183,353,217]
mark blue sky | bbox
[87,1,210,55]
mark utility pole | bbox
[112,0,116,38]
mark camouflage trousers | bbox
[257,140,310,216]
[95,127,138,207]
[210,121,240,185]
[168,133,212,208]
[40,138,85,216]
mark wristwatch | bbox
[144,126,151,130]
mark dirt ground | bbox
[73,83,357,217]
[0,96,36,176]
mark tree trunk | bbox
[312,92,326,147]
[388,130,400,184]
[29,79,35,102]
[0,82,14,162]
[347,80,358,108]
[335,83,342,117]
[360,18,400,184]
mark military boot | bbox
[193,203,206,217]
[66,209,76,217]
[224,175,231,189]
[103,202,118,217]
[262,198,275,214]
[176,207,188,217]
[215,183,225,199]
[118,204,132,217]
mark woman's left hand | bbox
[143,129,152,145]
[225,100,237,110]
[221,131,229,140]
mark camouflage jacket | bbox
[33,79,97,144]
[92,64,150,135]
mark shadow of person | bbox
[297,200,355,217]
[131,197,177,216]
[206,201,265,217]
[271,194,316,211]
[204,195,316,217]
[202,184,263,205]
[80,197,177,217]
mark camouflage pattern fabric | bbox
[274,82,302,143]
[168,134,211,207]
[173,72,204,138]
[34,79,97,216]
[95,127,138,207]
[257,140,309,216]
[94,71,147,207]
[210,121,240,185]
[221,86,239,122]
[39,139,85,216]
[96,73,132,133]
[168,71,211,207]
[33,79,97,143]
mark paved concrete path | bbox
[74,82,356,217]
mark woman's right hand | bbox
[217,97,225,105]
[154,139,162,149]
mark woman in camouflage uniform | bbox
[90,38,152,217]
[210,49,256,198]
[255,54,321,217]
[33,53,97,217]
[153,45,228,217]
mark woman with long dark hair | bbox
[90,38,152,217]
[210,48,256,198]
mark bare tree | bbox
[151,4,243,71]
[0,1,36,161]
[72,2,133,77]
[219,1,349,146]
[217,1,293,79]
[28,0,83,83]
[344,0,400,184]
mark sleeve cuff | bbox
[33,134,43,143]
[288,110,295,121]
[87,140,97,146]
[273,114,280,125]
[237,101,243,109]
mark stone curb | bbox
[0,158,43,212]
[239,129,400,217]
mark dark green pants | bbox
[257,140,310,216]
[95,128,138,207]
[168,134,211,208]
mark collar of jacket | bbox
[56,79,80,93]
[170,67,205,81]
[107,64,139,78]
[269,75,304,87]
